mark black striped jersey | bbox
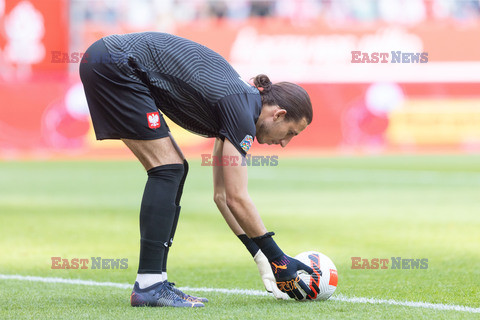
[102,32,261,155]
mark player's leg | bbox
[161,132,186,278]
[123,137,204,307]
[122,137,182,170]
[158,133,209,303]
[122,136,183,285]
[161,142,186,279]
[122,136,183,286]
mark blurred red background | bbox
[1,0,479,159]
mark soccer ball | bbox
[294,251,338,301]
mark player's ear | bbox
[273,108,287,121]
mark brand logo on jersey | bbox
[240,135,253,152]
[147,112,160,129]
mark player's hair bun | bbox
[252,74,313,125]
[252,74,272,93]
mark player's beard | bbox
[256,122,267,144]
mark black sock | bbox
[162,160,189,273]
[138,164,184,274]
[161,205,180,273]
[238,234,260,257]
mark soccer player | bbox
[79,32,316,307]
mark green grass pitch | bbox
[0,155,479,319]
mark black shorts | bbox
[79,39,170,140]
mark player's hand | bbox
[253,250,289,300]
[269,254,316,300]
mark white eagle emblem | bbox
[147,112,160,129]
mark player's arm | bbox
[212,138,245,235]
[220,138,266,237]
[212,138,288,300]
[220,138,316,300]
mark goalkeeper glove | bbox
[253,250,289,300]
[252,232,316,300]
[269,253,314,300]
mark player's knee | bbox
[147,163,184,185]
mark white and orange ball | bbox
[295,251,338,301]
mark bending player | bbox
[80,32,316,307]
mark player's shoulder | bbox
[223,76,261,97]
[216,91,261,155]
[217,90,261,109]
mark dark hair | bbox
[252,74,313,124]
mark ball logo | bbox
[147,112,160,129]
[329,269,338,286]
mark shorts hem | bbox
[96,132,170,141]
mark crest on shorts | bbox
[240,135,253,153]
[147,112,160,129]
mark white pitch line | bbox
[1,274,479,313]
[329,294,480,314]
[0,274,131,289]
